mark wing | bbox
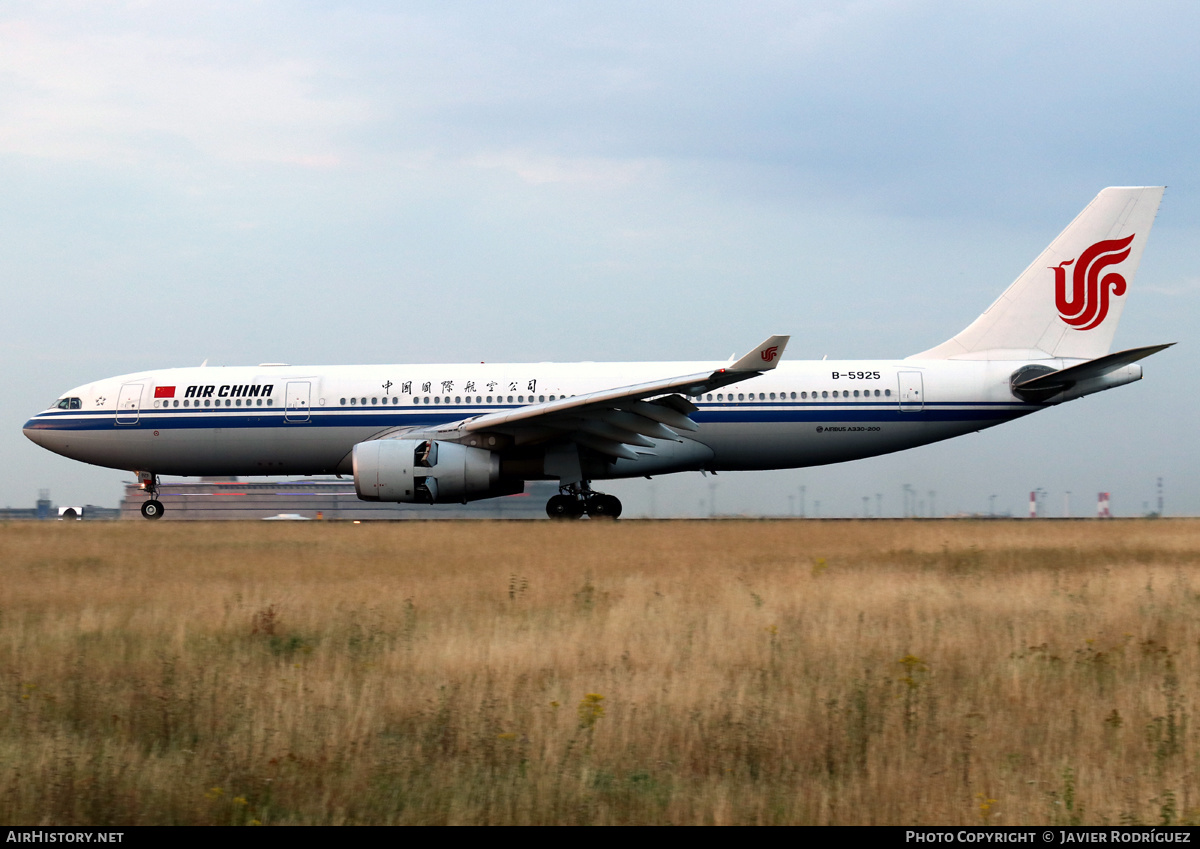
[405,334,789,463]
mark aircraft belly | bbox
[149,425,368,475]
[37,421,370,477]
[696,417,1009,471]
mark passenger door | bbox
[898,371,924,413]
[115,383,144,425]
[285,381,312,423]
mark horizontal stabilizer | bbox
[1014,343,1174,393]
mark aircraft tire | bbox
[141,499,165,520]
[589,494,622,519]
[546,494,578,519]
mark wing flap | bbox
[627,399,699,432]
[569,418,657,448]
[572,432,642,461]
[599,410,683,442]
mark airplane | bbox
[24,186,1171,520]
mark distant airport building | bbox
[118,477,557,520]
[0,490,119,521]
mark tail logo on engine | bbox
[1051,234,1135,331]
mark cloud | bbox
[0,15,367,167]
[465,151,656,187]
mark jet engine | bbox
[353,438,519,503]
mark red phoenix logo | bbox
[1051,234,1134,331]
[760,346,779,363]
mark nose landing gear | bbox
[137,471,165,520]
[545,482,622,520]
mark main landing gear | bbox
[137,471,164,520]
[546,482,622,520]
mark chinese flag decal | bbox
[154,386,176,399]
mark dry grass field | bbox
[1,518,1199,825]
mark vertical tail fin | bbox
[913,186,1165,361]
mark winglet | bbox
[729,335,789,372]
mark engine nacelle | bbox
[353,438,514,503]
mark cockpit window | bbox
[52,397,82,410]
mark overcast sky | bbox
[4,1,1198,517]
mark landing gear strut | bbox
[546,482,622,520]
[138,471,164,520]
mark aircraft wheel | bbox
[546,494,580,519]
[588,494,622,519]
[141,499,165,520]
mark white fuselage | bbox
[22,187,1167,514]
[23,357,1054,482]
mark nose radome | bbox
[23,419,49,448]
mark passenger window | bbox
[790,392,796,400]
[340,398,346,405]
[539,395,545,402]
[455,397,461,404]
[822,391,828,399]
[361,398,367,405]
[854,390,860,397]
[884,389,891,397]
[423,397,430,404]
[801,392,807,399]
[434,397,440,404]
[393,397,399,404]
[267,399,273,406]
[372,398,378,405]
[507,395,513,403]
[257,399,263,406]
[717,394,723,401]
[350,398,357,405]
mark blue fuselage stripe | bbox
[25,402,1035,432]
